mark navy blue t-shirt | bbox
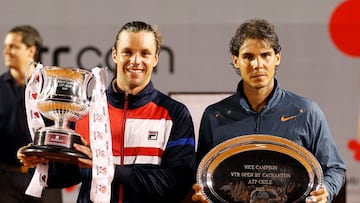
[0,71,31,166]
[0,71,54,166]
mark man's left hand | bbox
[305,186,328,203]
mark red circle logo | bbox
[329,0,360,57]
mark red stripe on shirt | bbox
[124,147,164,157]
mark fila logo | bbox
[281,109,304,122]
[148,131,158,140]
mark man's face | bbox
[3,32,34,71]
[232,38,281,91]
[112,30,159,94]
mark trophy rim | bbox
[196,134,324,202]
[43,66,93,74]
[41,66,94,82]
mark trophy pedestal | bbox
[23,128,89,164]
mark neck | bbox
[243,84,274,113]
[112,79,141,95]
[10,63,34,86]
[10,69,26,86]
[114,79,148,95]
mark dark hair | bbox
[113,21,163,55]
[9,25,43,61]
[229,19,281,57]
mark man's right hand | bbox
[191,183,209,203]
[17,143,48,167]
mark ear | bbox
[28,46,36,60]
[111,47,117,63]
[275,52,281,66]
[232,55,239,68]
[153,54,159,67]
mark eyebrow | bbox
[241,49,273,56]
[119,47,153,54]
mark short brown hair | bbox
[9,25,43,61]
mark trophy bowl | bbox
[197,134,324,203]
[23,66,94,163]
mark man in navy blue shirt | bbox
[0,25,63,203]
[192,19,346,203]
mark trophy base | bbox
[23,128,89,164]
[23,146,88,164]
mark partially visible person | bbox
[0,25,63,202]
[18,21,196,203]
[192,19,346,203]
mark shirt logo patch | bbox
[281,109,304,122]
[280,115,297,122]
[148,131,158,140]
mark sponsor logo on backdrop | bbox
[39,45,175,74]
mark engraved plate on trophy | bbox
[23,66,94,163]
[196,134,324,203]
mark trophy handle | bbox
[84,72,95,100]
[25,61,40,86]
[87,67,108,99]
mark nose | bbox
[3,46,9,55]
[250,57,264,69]
[130,54,141,66]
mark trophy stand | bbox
[23,125,88,163]
[23,66,93,164]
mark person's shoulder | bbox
[204,94,236,113]
[154,92,194,120]
[0,71,9,80]
[282,89,320,110]
[0,71,11,85]
[155,90,188,109]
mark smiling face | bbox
[112,30,159,95]
[232,38,281,92]
[3,32,35,72]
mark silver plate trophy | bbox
[197,134,323,203]
[23,66,94,163]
